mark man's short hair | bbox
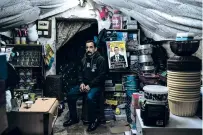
[86,40,96,47]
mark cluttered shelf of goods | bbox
[2,44,43,68]
[104,30,202,135]
[1,43,45,98]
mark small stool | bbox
[81,91,105,125]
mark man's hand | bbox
[84,85,90,92]
[80,83,86,92]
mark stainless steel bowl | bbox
[25,101,33,109]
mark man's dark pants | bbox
[67,85,100,123]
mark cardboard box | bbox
[7,98,58,135]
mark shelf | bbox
[106,29,141,45]
[105,91,125,93]
[2,44,42,47]
[126,50,138,52]
[7,44,45,95]
[14,89,43,92]
[14,89,28,91]
[109,69,136,73]
[14,65,42,68]
[106,29,139,32]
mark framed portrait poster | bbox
[106,41,128,69]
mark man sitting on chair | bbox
[63,40,107,132]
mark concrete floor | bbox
[53,106,128,135]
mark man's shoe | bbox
[63,118,79,127]
[86,119,100,132]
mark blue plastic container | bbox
[123,75,138,88]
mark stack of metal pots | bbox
[138,44,155,73]
[167,40,201,116]
[129,55,139,72]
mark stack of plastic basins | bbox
[167,40,201,116]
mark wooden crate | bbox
[7,98,58,135]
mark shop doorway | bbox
[56,18,98,90]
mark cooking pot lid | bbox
[143,85,168,94]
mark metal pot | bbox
[139,55,153,63]
[138,44,153,55]
[141,66,155,71]
[139,62,154,67]
[138,44,152,49]
[130,55,138,60]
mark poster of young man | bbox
[106,41,128,69]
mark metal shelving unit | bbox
[104,29,140,105]
[2,44,45,96]
[106,29,140,45]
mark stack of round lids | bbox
[167,71,201,116]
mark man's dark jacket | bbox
[78,51,106,88]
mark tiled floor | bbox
[53,107,128,135]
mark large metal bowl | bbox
[170,40,200,56]
[25,101,33,109]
